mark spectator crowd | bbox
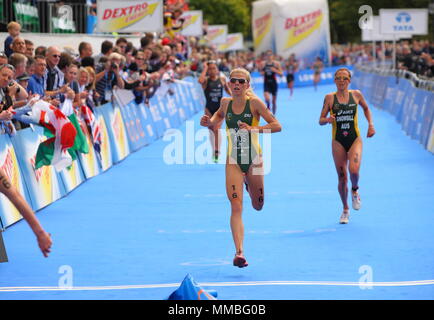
[1,2,433,148]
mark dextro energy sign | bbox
[273,0,331,66]
[284,10,323,48]
[180,10,203,36]
[207,25,228,45]
[97,0,163,32]
[252,0,274,54]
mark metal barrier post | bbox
[0,230,8,263]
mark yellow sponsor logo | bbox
[285,10,323,49]
[208,28,225,41]
[0,148,22,220]
[101,2,159,31]
[219,34,241,51]
[254,12,272,48]
[99,116,111,170]
[181,14,199,30]
[112,109,127,158]
[30,154,53,205]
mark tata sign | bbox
[380,9,428,35]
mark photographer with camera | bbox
[95,53,124,105]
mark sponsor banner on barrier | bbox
[273,0,331,65]
[252,1,274,55]
[10,126,63,211]
[119,101,149,151]
[147,98,166,139]
[353,67,434,155]
[177,80,197,117]
[98,103,130,163]
[428,116,434,154]
[0,135,30,228]
[57,158,86,194]
[93,110,113,171]
[137,103,157,144]
[180,10,203,37]
[78,130,102,179]
[419,92,434,148]
[97,0,163,33]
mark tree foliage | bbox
[189,0,251,38]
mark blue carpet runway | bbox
[1,84,433,300]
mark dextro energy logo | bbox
[181,13,199,30]
[101,2,159,31]
[284,9,323,49]
[208,27,225,41]
[394,12,413,31]
[254,12,272,47]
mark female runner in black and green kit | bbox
[200,68,281,268]
[319,68,375,224]
[198,61,231,162]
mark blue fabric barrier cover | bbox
[167,274,217,300]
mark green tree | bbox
[189,0,251,38]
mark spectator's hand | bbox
[65,87,75,100]
[58,84,69,94]
[80,91,89,99]
[0,109,13,121]
[50,98,61,107]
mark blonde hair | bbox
[7,21,21,31]
[229,67,256,99]
[84,66,96,90]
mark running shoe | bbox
[339,211,350,224]
[352,191,361,210]
[233,254,248,268]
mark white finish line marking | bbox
[1,280,433,292]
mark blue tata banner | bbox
[0,134,31,228]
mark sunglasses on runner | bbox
[335,76,350,81]
[230,78,248,84]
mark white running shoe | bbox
[352,191,361,210]
[339,211,350,224]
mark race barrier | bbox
[250,65,353,91]
[352,66,434,154]
[0,77,205,230]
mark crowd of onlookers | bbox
[331,40,434,78]
[1,5,434,135]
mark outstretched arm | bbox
[0,169,52,257]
